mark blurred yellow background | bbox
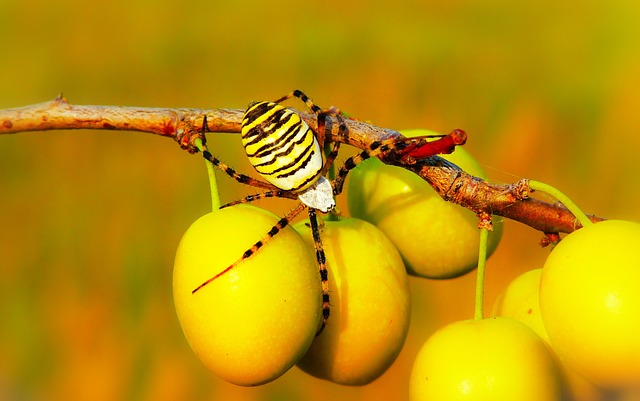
[1,0,639,400]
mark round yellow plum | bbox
[409,317,561,401]
[173,205,321,386]
[493,269,547,335]
[347,129,503,279]
[494,269,603,401]
[540,220,640,390]
[294,217,411,385]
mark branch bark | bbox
[0,95,602,235]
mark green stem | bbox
[474,228,489,321]
[528,180,592,228]
[194,138,221,211]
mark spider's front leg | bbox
[331,129,467,196]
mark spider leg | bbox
[308,207,330,335]
[192,202,308,294]
[331,137,399,196]
[273,89,323,115]
[331,129,467,196]
[272,90,348,177]
[220,190,297,208]
[319,111,348,175]
[199,116,278,191]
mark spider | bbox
[191,90,466,333]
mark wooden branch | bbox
[0,95,242,152]
[0,96,602,235]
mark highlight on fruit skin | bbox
[540,219,640,391]
[173,205,322,386]
[347,128,503,279]
[409,317,561,401]
[294,217,411,385]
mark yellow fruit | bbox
[347,129,503,279]
[540,220,640,390]
[409,317,561,401]
[494,269,603,401]
[493,269,547,336]
[173,205,321,386]
[294,217,410,385]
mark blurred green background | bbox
[1,0,639,400]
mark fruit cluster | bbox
[173,206,410,386]
[173,130,640,399]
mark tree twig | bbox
[0,95,603,235]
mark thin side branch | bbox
[0,96,602,235]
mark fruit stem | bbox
[194,137,221,211]
[474,227,489,321]
[528,180,593,228]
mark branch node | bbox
[514,179,532,200]
[477,211,494,231]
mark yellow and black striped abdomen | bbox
[241,101,323,192]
